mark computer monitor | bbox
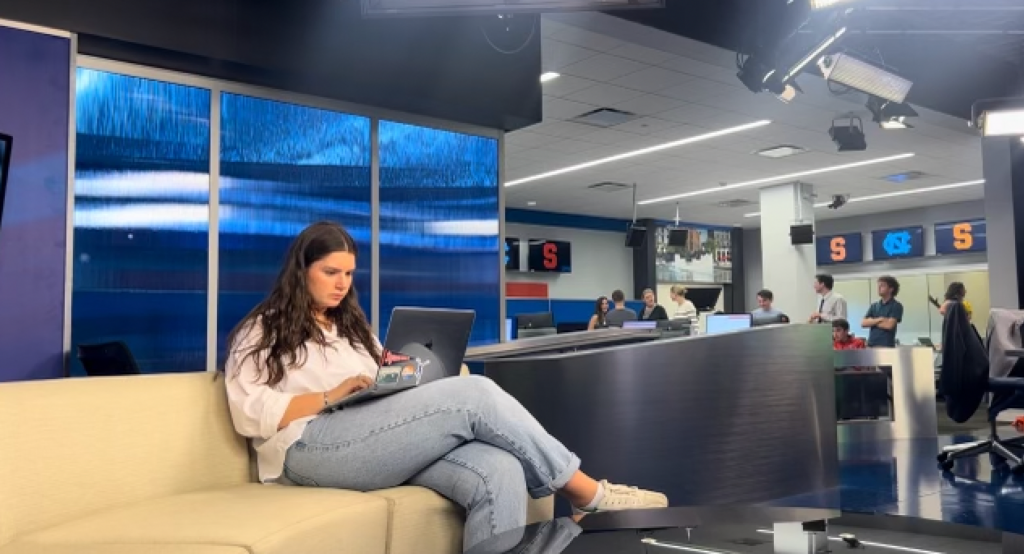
[0,133,12,230]
[383,307,476,379]
[657,319,691,332]
[752,313,790,326]
[516,312,554,330]
[706,314,753,335]
[622,320,657,330]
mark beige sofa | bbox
[0,372,552,554]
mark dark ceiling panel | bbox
[0,0,542,131]
[615,0,1023,121]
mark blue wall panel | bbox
[378,121,500,346]
[0,27,71,382]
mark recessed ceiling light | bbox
[639,153,915,205]
[540,72,560,83]
[756,145,807,159]
[505,120,772,187]
[743,179,984,217]
[526,201,537,206]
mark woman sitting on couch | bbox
[223,221,667,550]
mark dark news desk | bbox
[472,324,837,509]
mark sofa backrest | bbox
[0,372,251,545]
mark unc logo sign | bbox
[882,231,913,256]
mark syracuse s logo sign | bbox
[830,236,846,262]
[953,223,973,251]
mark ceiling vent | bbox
[586,181,632,192]
[755,145,807,159]
[570,108,637,128]
[717,199,756,208]
[883,171,928,183]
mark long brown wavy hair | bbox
[226,221,381,386]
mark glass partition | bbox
[835,269,990,346]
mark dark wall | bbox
[0,0,542,131]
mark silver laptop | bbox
[323,307,475,411]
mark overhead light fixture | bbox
[744,179,984,217]
[829,116,867,151]
[756,145,808,159]
[504,120,772,187]
[782,26,847,84]
[982,109,1024,137]
[526,200,537,206]
[867,96,918,130]
[809,0,857,9]
[818,53,913,103]
[639,152,914,205]
[540,72,560,83]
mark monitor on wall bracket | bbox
[0,133,12,231]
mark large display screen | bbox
[505,237,521,271]
[816,232,863,265]
[871,226,924,261]
[378,121,500,346]
[218,93,372,362]
[934,219,987,255]
[527,239,572,273]
[72,69,211,375]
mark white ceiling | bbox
[504,12,984,228]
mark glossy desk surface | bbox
[466,505,1022,554]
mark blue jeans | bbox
[281,376,581,550]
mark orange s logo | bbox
[953,223,973,250]
[830,236,846,262]
[543,243,558,269]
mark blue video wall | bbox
[378,121,501,346]
[218,94,372,362]
[72,69,211,375]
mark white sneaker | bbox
[577,480,668,513]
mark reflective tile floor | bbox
[767,431,1024,535]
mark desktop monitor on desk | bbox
[622,320,657,330]
[706,314,753,335]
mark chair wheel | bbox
[940,459,955,471]
[937,452,949,463]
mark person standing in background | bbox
[587,296,610,331]
[638,288,669,321]
[862,275,904,347]
[937,281,973,321]
[809,274,847,324]
[605,290,637,327]
[669,285,698,321]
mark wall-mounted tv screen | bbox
[0,133,11,229]
[816,232,863,265]
[934,219,987,255]
[527,239,572,273]
[504,237,521,271]
[871,226,924,261]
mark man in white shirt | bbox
[809,273,847,323]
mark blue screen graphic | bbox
[218,94,371,362]
[934,219,987,255]
[72,68,211,374]
[378,121,500,346]
[871,226,924,261]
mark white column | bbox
[760,182,817,321]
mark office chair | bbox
[76,341,142,376]
[936,303,1024,474]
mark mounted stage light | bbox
[818,53,913,104]
[829,116,867,152]
[361,0,664,17]
[809,0,858,9]
[970,98,1024,137]
[866,96,918,129]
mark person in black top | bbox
[638,288,669,321]
[587,296,610,331]
[862,275,904,347]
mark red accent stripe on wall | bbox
[506,282,548,298]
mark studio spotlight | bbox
[829,116,867,152]
[827,194,850,209]
[809,0,857,9]
[970,98,1024,137]
[818,53,913,103]
[866,96,918,129]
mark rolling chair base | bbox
[938,433,1024,474]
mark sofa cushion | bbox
[0,544,248,554]
[18,485,388,554]
[0,373,250,545]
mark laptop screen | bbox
[706,314,753,335]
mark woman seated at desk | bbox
[587,296,610,331]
